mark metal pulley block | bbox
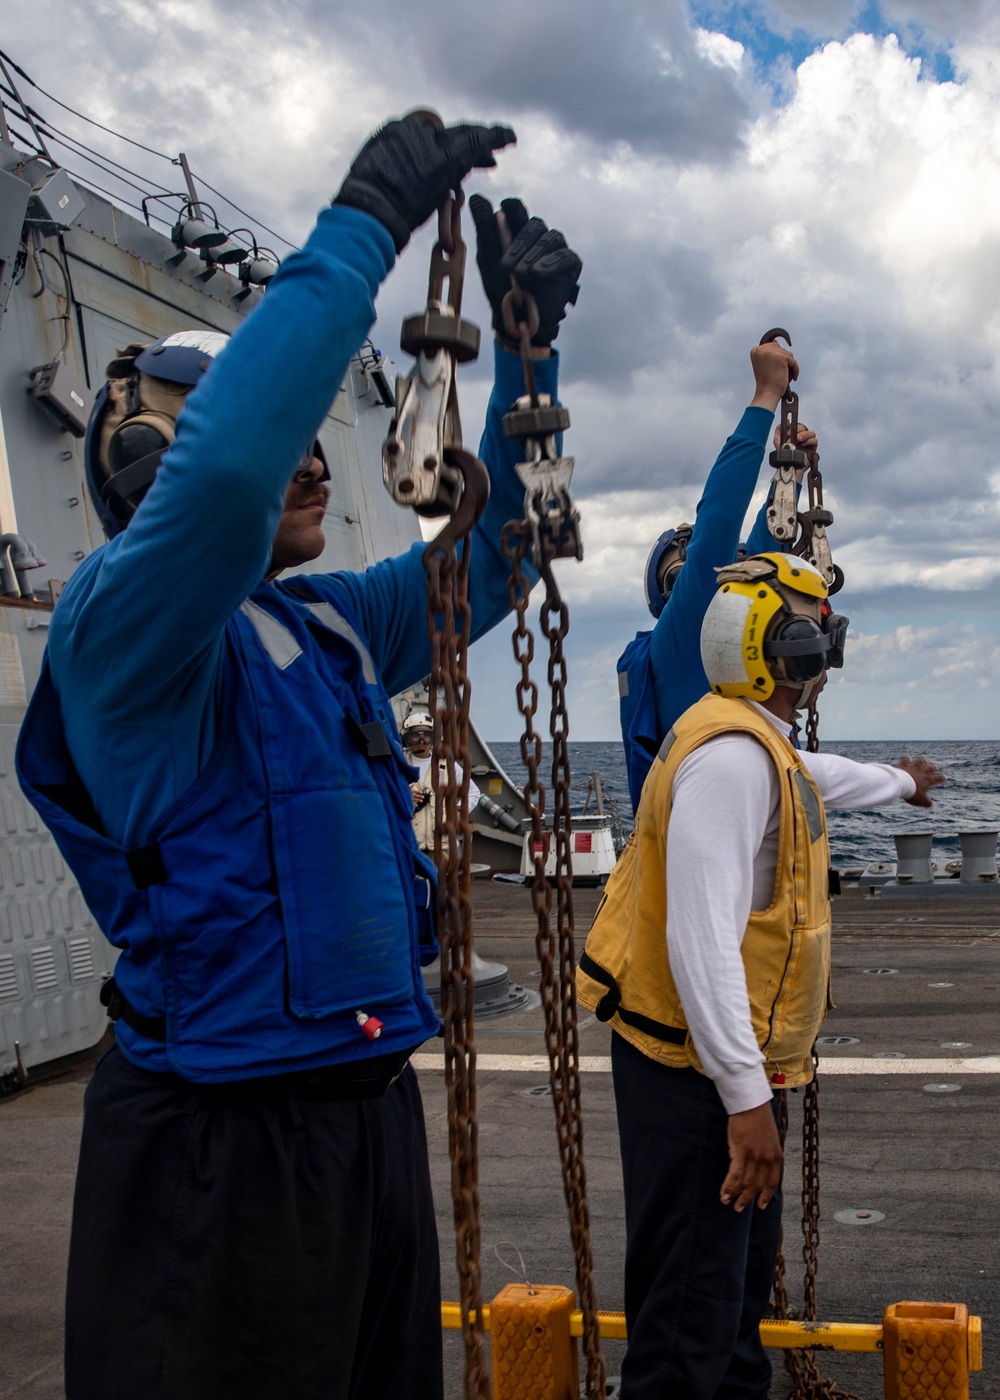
[383,347,463,517]
[766,460,800,542]
[806,521,836,585]
[798,513,844,593]
[515,443,583,566]
[384,193,481,520]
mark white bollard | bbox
[893,831,934,883]
[958,830,998,883]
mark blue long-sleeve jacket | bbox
[44,205,554,848]
[617,406,776,812]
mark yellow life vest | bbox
[577,694,832,1089]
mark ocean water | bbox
[486,739,1000,870]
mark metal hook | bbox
[421,446,491,562]
[759,327,792,347]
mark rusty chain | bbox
[763,332,858,1397]
[503,530,606,1400]
[773,1053,862,1400]
[388,192,493,1399]
[770,702,862,1400]
[498,271,604,1398]
[426,495,492,1400]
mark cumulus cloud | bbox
[2,2,998,740]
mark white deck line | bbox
[411,1053,1000,1076]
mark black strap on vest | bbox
[126,844,167,889]
[344,711,392,758]
[100,976,167,1042]
[578,951,688,1046]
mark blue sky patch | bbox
[688,1,957,86]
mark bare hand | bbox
[772,422,818,455]
[771,422,819,481]
[750,341,798,413]
[721,1101,782,1212]
[410,782,429,813]
[896,756,945,807]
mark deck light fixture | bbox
[233,244,280,301]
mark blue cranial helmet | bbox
[84,331,230,537]
[643,524,692,619]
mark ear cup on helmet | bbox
[86,330,230,538]
[764,616,827,682]
[108,422,172,475]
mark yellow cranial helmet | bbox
[700,553,849,704]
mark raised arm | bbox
[53,114,516,711]
[326,197,581,695]
[648,340,798,737]
[53,208,396,704]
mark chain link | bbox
[395,192,494,1400]
[503,528,607,1400]
[426,515,492,1400]
[763,332,857,1392]
[771,739,862,1400]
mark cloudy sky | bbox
[4,0,1000,740]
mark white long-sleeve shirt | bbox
[666,703,915,1115]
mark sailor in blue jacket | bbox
[617,339,817,812]
[16,113,580,1400]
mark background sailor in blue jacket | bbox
[617,339,818,812]
[16,113,581,1400]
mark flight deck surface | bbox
[2,884,998,1398]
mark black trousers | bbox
[612,1034,782,1400]
[65,1044,443,1400]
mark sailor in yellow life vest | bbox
[578,552,944,1400]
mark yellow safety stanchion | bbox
[883,1302,973,1400]
[489,1284,578,1400]
[442,1298,983,1393]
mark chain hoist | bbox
[759,328,857,1398]
[384,197,481,518]
[500,280,582,569]
[759,326,844,794]
[385,193,492,1400]
[759,327,844,596]
[500,275,605,1400]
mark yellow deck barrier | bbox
[442,1295,982,1399]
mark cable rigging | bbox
[0,47,298,257]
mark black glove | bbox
[469,194,582,347]
[334,111,516,253]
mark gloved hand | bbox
[470,195,582,347]
[334,111,516,253]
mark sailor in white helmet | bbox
[401,710,481,855]
[579,552,945,1399]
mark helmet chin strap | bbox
[791,672,823,709]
